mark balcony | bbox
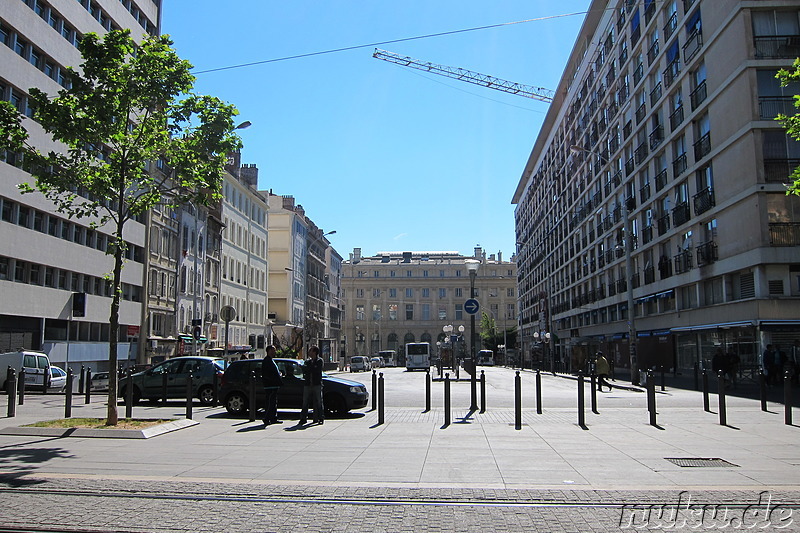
[769,222,800,246]
[609,135,620,154]
[669,104,684,131]
[684,30,703,62]
[635,141,649,164]
[613,169,622,187]
[674,249,693,274]
[759,96,795,120]
[632,26,641,47]
[626,194,636,212]
[649,125,664,150]
[642,224,654,244]
[664,12,678,40]
[693,187,715,216]
[645,0,656,24]
[658,255,673,280]
[696,240,718,267]
[640,183,652,204]
[672,201,691,226]
[647,39,660,65]
[764,159,800,183]
[617,279,628,293]
[754,35,800,59]
[672,153,687,176]
[693,132,711,161]
[663,59,681,88]
[620,45,629,65]
[609,283,618,296]
[633,62,644,86]
[683,0,696,11]
[623,120,632,139]
[625,156,635,176]
[632,271,641,289]
[613,205,622,223]
[690,80,707,110]
[657,214,671,236]
[644,265,656,284]
[655,168,668,191]
[617,83,629,104]
[650,82,662,107]
[635,102,647,124]
[605,249,615,264]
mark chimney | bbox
[474,245,483,261]
[353,248,362,263]
[498,251,503,263]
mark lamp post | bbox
[465,259,480,411]
[570,144,638,385]
[533,331,552,371]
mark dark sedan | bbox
[220,358,369,416]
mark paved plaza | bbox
[0,367,798,531]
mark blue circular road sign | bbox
[464,298,480,315]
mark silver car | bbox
[91,372,110,392]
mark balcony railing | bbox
[694,132,711,161]
[632,271,641,289]
[669,104,684,131]
[657,214,671,236]
[640,182,651,204]
[612,169,622,187]
[635,102,647,124]
[683,30,703,62]
[625,156,635,175]
[696,240,718,267]
[693,187,715,215]
[664,59,680,88]
[645,0,656,24]
[633,62,644,86]
[655,168,668,191]
[650,82,662,106]
[617,279,628,292]
[769,222,800,246]
[632,26,641,47]
[764,159,800,183]
[623,120,632,139]
[635,141,649,164]
[690,80,707,110]
[672,153,687,176]
[649,125,664,150]
[754,35,800,59]
[758,96,795,119]
[673,201,691,226]
[647,39,660,65]
[644,265,656,284]
[658,255,673,279]
[664,12,678,40]
[642,224,654,244]
[674,249,693,274]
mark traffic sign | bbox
[464,298,480,315]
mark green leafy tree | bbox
[0,30,243,425]
[776,58,800,195]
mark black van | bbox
[220,358,369,416]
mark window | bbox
[372,304,381,321]
[752,10,800,37]
[422,304,431,320]
[388,304,398,320]
[455,304,463,320]
[405,304,413,320]
[405,288,413,298]
[389,288,397,298]
[507,288,515,297]
[439,288,446,298]
[372,288,380,298]
[455,288,463,297]
[438,305,447,320]
[356,288,364,298]
[356,305,364,320]
[374,270,379,277]
[406,270,412,277]
[422,288,430,298]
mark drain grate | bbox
[665,457,739,468]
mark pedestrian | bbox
[595,351,611,392]
[261,345,283,426]
[299,345,324,425]
[725,350,740,389]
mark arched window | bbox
[355,333,366,354]
[404,332,415,344]
[421,333,432,344]
[387,333,399,351]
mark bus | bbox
[477,350,495,366]
[405,343,431,371]
[378,350,397,367]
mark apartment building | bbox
[341,247,517,360]
[513,0,800,375]
[0,0,159,370]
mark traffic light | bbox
[72,292,86,317]
[193,325,202,340]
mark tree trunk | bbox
[106,223,125,426]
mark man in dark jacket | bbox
[299,345,324,425]
[261,345,283,425]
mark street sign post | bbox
[464,298,480,315]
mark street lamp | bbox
[465,258,480,411]
[570,144,638,385]
[533,330,552,372]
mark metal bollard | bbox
[78,365,85,395]
[425,368,431,413]
[84,368,91,404]
[248,370,256,422]
[718,370,727,426]
[535,369,542,414]
[371,370,377,411]
[760,371,768,412]
[577,371,585,428]
[42,366,48,395]
[648,370,657,427]
[514,370,522,430]
[660,365,666,392]
[185,370,193,420]
[378,372,384,425]
[480,370,486,414]
[702,370,709,412]
[162,370,168,403]
[785,371,793,426]
[212,370,219,407]
[693,362,699,391]
[125,368,133,419]
[444,373,451,427]
[65,368,74,418]
[590,373,598,414]
[6,368,16,418]
[18,368,26,406]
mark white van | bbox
[0,350,52,391]
[350,356,371,372]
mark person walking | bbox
[595,351,611,392]
[261,345,283,426]
[299,345,324,425]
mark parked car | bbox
[350,356,371,372]
[119,356,225,405]
[0,350,52,391]
[370,357,384,368]
[220,358,369,417]
[48,365,67,392]
[91,372,110,392]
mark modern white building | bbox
[0,0,160,370]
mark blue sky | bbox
[161,1,591,260]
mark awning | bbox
[759,320,800,331]
[671,321,756,332]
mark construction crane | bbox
[372,48,554,104]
